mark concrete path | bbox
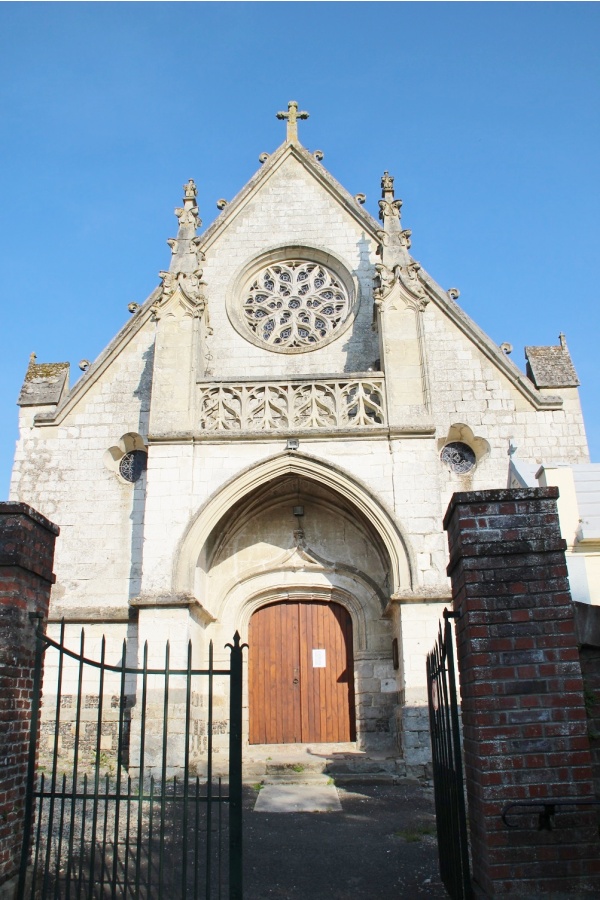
[254,783,342,813]
[244,779,448,898]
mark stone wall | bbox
[0,503,58,897]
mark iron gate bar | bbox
[18,622,245,900]
[207,641,214,900]
[227,634,246,900]
[65,628,85,900]
[182,644,192,899]
[159,641,170,899]
[426,609,472,900]
[136,639,149,900]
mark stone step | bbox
[263,770,333,786]
[244,754,405,784]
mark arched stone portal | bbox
[174,454,414,751]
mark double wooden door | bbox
[249,600,356,744]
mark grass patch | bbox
[252,783,264,792]
[291,764,305,773]
[395,822,437,843]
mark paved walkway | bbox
[243,779,448,899]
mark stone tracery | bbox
[242,260,349,351]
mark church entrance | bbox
[248,600,356,744]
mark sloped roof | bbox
[18,357,69,406]
[525,340,579,388]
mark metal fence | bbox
[426,610,471,900]
[18,620,245,899]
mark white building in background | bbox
[510,459,600,606]
[10,103,591,776]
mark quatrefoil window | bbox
[243,261,350,351]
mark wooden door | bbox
[249,600,355,744]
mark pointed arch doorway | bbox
[249,599,356,744]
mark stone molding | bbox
[228,582,374,652]
[147,423,436,443]
[130,593,216,625]
[172,450,415,598]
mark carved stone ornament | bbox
[174,204,201,229]
[400,229,412,250]
[153,269,210,321]
[191,237,206,268]
[378,198,403,222]
[183,179,197,200]
[242,260,350,352]
[373,264,396,302]
[199,377,386,432]
[374,262,428,311]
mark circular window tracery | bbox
[243,261,350,351]
[119,450,147,483]
[441,442,476,475]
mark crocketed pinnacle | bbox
[168,179,203,276]
[378,171,411,269]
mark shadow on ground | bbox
[243,780,447,899]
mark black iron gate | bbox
[426,610,471,900]
[18,620,246,899]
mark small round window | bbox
[119,450,147,483]
[441,442,476,474]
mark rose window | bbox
[243,261,350,351]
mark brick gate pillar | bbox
[443,488,600,899]
[0,503,58,898]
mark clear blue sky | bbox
[1,2,599,497]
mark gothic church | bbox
[10,102,589,775]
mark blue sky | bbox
[1,2,599,497]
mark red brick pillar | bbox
[444,488,600,898]
[0,503,58,897]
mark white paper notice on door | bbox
[312,648,326,668]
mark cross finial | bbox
[276,100,309,143]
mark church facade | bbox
[10,103,590,775]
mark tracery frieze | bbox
[198,377,386,432]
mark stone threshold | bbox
[243,741,407,785]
